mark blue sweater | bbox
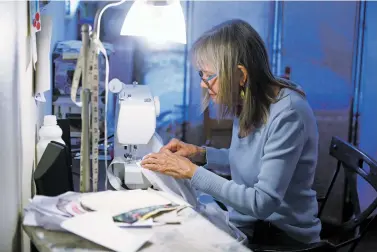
[191,87,321,244]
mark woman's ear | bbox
[237,65,248,87]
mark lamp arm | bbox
[93,0,128,39]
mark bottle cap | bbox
[43,115,57,126]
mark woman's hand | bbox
[140,149,198,179]
[160,139,206,163]
[161,138,206,163]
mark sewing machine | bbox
[109,78,160,189]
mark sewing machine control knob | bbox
[108,78,123,93]
[154,96,160,117]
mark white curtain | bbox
[0,1,36,251]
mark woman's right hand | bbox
[160,138,204,158]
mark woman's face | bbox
[199,68,219,103]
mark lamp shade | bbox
[120,0,186,44]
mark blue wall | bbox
[359,1,377,161]
[278,1,359,224]
[280,1,357,111]
[357,1,377,212]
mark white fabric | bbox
[107,133,247,244]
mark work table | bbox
[24,206,252,252]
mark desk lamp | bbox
[76,0,186,192]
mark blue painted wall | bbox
[279,1,359,224]
[280,1,357,111]
[357,1,377,212]
[359,1,377,161]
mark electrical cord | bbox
[98,134,114,144]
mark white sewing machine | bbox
[109,78,160,189]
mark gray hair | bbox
[191,19,304,136]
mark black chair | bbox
[251,136,377,252]
[319,136,377,251]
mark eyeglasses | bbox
[199,71,217,92]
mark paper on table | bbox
[61,211,151,252]
[23,192,83,231]
[79,190,172,215]
[34,15,52,102]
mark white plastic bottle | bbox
[36,115,65,164]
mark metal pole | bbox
[79,1,126,192]
[349,0,366,147]
[181,0,190,142]
[81,24,91,192]
[271,0,283,76]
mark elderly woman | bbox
[141,19,321,247]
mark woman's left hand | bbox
[140,149,198,179]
